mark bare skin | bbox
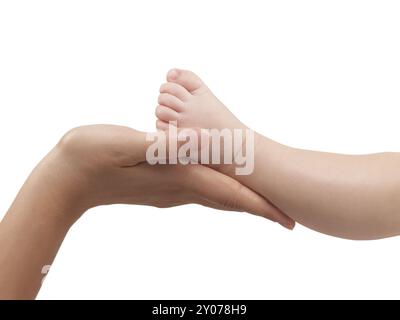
[0,124,294,299]
[155,68,400,240]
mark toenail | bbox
[168,69,179,80]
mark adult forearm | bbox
[0,147,86,299]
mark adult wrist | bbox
[30,146,91,228]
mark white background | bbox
[1,0,400,299]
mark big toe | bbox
[167,68,205,93]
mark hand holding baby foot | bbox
[54,124,293,227]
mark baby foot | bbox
[155,69,255,175]
[155,69,246,132]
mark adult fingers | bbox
[186,165,295,230]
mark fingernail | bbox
[280,221,295,230]
[168,69,179,80]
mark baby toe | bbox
[159,82,191,101]
[155,105,180,123]
[158,93,184,112]
[166,69,205,93]
[156,119,172,131]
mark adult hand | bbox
[55,124,294,227]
